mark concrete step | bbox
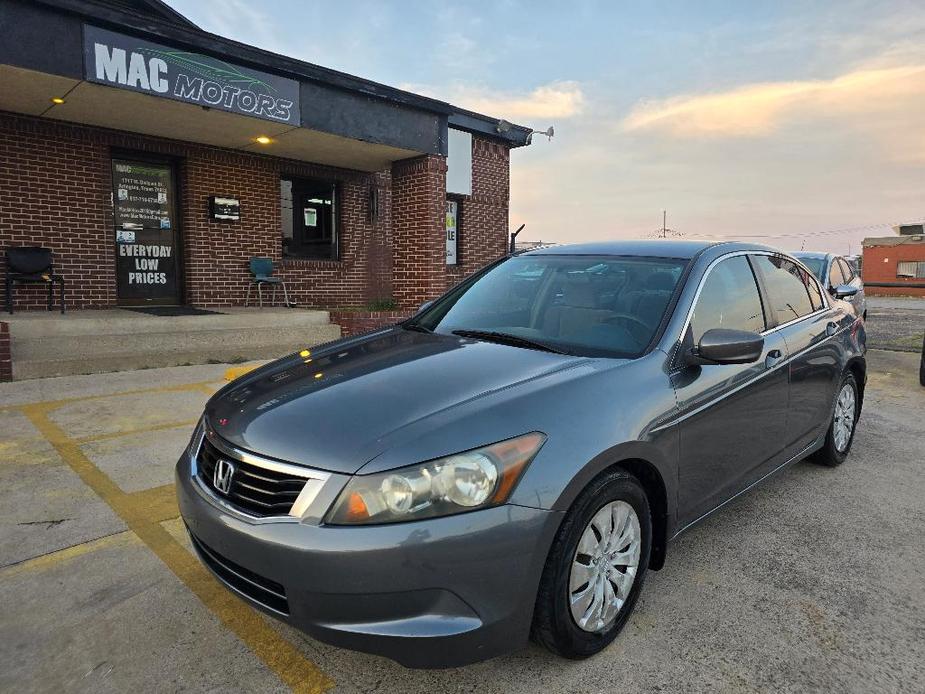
[12,324,340,360]
[11,338,340,380]
[6,308,331,338]
[6,308,342,380]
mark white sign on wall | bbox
[446,199,458,265]
[446,128,472,196]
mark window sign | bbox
[304,209,318,227]
[446,129,472,195]
[83,25,300,125]
[112,161,172,230]
[446,199,459,265]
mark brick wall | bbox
[391,154,448,310]
[862,241,925,296]
[0,115,113,310]
[446,137,512,288]
[328,310,409,337]
[1,112,512,312]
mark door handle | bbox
[765,349,783,368]
[826,321,838,337]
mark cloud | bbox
[622,63,925,139]
[401,81,585,123]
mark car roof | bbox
[792,251,832,260]
[520,239,780,260]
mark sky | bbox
[169,0,925,254]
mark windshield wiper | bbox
[403,321,433,333]
[451,329,568,354]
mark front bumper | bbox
[176,453,561,668]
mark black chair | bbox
[5,247,65,314]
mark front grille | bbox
[188,530,289,615]
[197,438,306,517]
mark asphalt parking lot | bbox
[1,345,923,693]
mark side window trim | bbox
[746,254,775,331]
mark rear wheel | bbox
[813,371,859,467]
[532,470,651,658]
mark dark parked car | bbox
[177,240,866,667]
[793,251,866,320]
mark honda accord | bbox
[177,240,866,667]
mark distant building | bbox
[861,229,925,297]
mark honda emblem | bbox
[213,458,236,495]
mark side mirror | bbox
[687,328,764,365]
[832,284,858,299]
[417,300,434,313]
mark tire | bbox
[813,371,860,467]
[531,470,651,659]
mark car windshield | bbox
[410,255,688,358]
[796,256,826,282]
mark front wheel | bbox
[813,371,859,467]
[531,470,651,659]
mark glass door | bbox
[111,158,181,305]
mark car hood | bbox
[205,328,586,473]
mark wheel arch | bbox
[611,458,669,570]
[846,356,866,412]
[554,449,673,572]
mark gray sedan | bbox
[177,240,866,667]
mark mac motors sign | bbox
[82,26,300,125]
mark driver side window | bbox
[690,256,766,344]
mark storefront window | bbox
[281,176,337,259]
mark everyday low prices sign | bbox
[83,25,300,125]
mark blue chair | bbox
[245,257,290,308]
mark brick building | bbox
[861,225,925,297]
[0,0,532,313]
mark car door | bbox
[671,254,790,527]
[751,254,842,456]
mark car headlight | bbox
[326,432,546,525]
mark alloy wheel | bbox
[568,500,641,633]
[833,383,856,452]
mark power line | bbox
[695,217,925,240]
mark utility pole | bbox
[649,210,680,239]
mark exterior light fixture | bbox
[50,97,66,105]
[255,135,272,144]
[526,126,555,145]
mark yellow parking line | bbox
[0,381,216,413]
[74,419,200,445]
[129,484,183,524]
[20,401,334,694]
[0,531,137,578]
